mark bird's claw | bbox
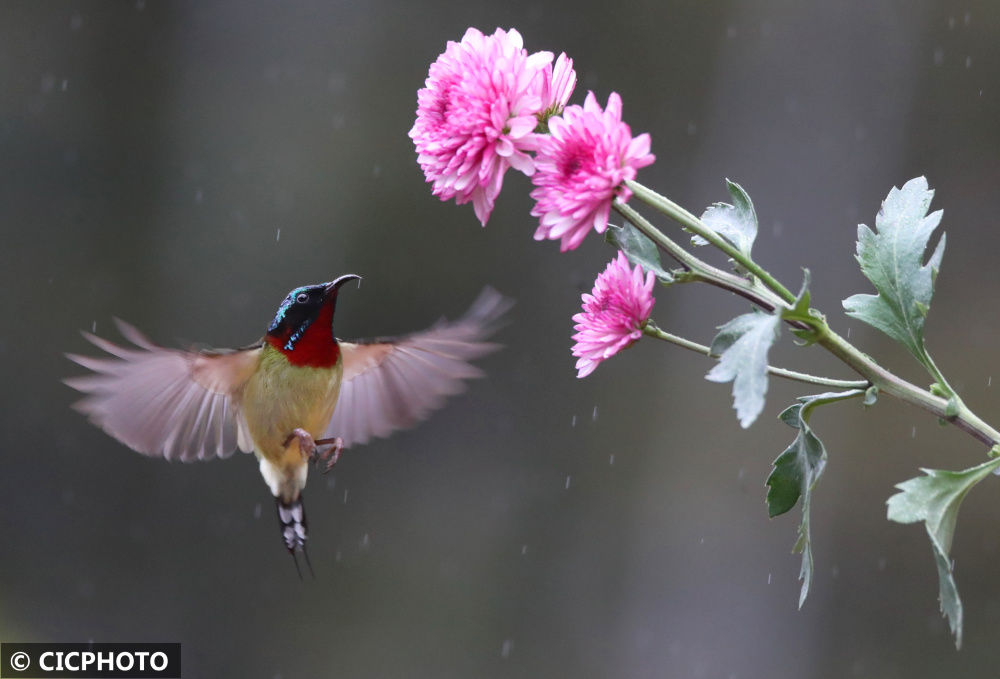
[284,428,317,459]
[313,436,344,473]
[283,429,343,472]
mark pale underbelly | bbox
[240,360,342,473]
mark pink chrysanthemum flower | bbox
[410,27,556,226]
[538,53,577,122]
[572,251,655,378]
[531,91,655,251]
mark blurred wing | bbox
[65,319,261,462]
[325,287,512,447]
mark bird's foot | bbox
[313,436,344,473]
[283,429,343,473]
[284,427,317,460]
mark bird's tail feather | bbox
[276,495,313,578]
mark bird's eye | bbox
[295,292,309,303]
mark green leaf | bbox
[706,311,781,428]
[886,457,1000,649]
[766,390,864,608]
[605,223,674,284]
[842,177,946,363]
[694,179,758,261]
[785,270,823,346]
[782,269,811,318]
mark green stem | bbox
[817,324,1000,447]
[625,179,798,305]
[615,184,1000,450]
[612,200,787,313]
[642,322,870,390]
[922,348,962,402]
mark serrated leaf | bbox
[886,457,1000,648]
[842,177,946,363]
[605,223,674,284]
[706,311,781,428]
[694,179,758,261]
[766,390,864,608]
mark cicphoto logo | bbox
[1,643,180,678]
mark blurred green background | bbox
[3,1,1000,677]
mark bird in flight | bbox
[66,276,509,574]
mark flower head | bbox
[531,91,655,251]
[538,53,577,123]
[572,251,655,377]
[410,28,557,226]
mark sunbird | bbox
[66,275,509,573]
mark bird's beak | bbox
[324,274,362,296]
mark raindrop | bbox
[592,406,598,421]
[767,573,772,584]
[831,565,840,579]
[40,73,56,94]
[877,557,887,571]
[276,228,281,242]
[360,533,371,550]
[500,639,514,659]
[737,467,745,481]
[372,165,381,178]
[91,320,97,333]
[988,376,992,387]
[726,25,737,38]
[326,475,336,489]
[136,0,146,9]
[963,11,971,25]
[521,544,528,555]
[686,122,698,135]
[335,549,342,562]
[70,12,83,31]
[571,415,577,427]
[194,188,203,204]
[609,454,615,465]
[965,56,972,68]
[947,16,955,29]
[699,537,705,544]
[253,502,262,519]
[343,489,349,504]
[61,79,68,92]
[911,426,917,438]
[564,475,571,490]
[846,327,851,338]
[933,47,945,66]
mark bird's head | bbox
[265,274,361,367]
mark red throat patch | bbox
[266,299,341,367]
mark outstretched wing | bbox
[325,287,512,447]
[65,319,262,462]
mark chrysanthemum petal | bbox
[411,27,559,226]
[570,252,656,377]
[530,91,654,251]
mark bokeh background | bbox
[3,1,1000,677]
